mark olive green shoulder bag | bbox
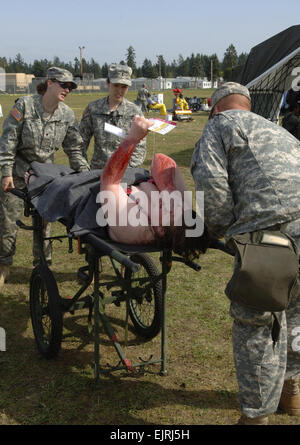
[225,230,299,312]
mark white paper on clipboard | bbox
[148,118,177,135]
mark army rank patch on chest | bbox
[10,106,23,121]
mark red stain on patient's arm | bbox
[101,139,136,188]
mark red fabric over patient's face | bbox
[151,153,177,192]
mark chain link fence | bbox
[0,70,216,94]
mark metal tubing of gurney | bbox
[171,256,201,271]
[16,220,34,231]
[10,188,32,218]
[93,255,100,383]
[83,233,140,272]
[10,189,48,268]
[160,249,171,376]
[9,188,28,200]
[9,189,139,272]
[209,238,235,256]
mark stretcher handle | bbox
[184,260,201,271]
[9,188,28,200]
[16,220,34,231]
[83,233,140,272]
[209,238,234,256]
[171,256,201,271]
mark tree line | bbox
[0,44,247,81]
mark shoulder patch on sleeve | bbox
[10,105,23,122]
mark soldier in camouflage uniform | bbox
[136,83,149,112]
[191,82,300,424]
[0,67,90,289]
[79,64,146,169]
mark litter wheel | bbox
[29,266,63,359]
[125,253,162,339]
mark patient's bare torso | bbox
[107,181,163,245]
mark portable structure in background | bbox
[237,25,300,123]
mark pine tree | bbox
[222,44,238,80]
[126,46,137,74]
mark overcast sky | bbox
[1,0,300,66]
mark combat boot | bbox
[0,264,10,290]
[279,377,300,416]
[237,414,269,425]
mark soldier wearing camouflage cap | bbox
[209,81,251,117]
[0,66,89,289]
[79,63,146,170]
[191,82,300,424]
[47,66,78,90]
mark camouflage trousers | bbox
[0,176,52,266]
[229,260,300,418]
[136,99,148,113]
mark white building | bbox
[132,76,218,91]
[198,79,219,89]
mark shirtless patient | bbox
[100,115,209,258]
[25,116,209,259]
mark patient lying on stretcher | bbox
[25,116,209,260]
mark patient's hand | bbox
[127,116,152,144]
[2,176,14,192]
[24,170,36,185]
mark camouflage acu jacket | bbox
[79,96,146,169]
[137,87,149,101]
[191,109,300,240]
[0,94,90,177]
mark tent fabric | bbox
[239,25,300,85]
[236,25,300,122]
[246,49,300,122]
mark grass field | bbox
[0,90,297,426]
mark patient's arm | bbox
[100,116,154,244]
[101,116,151,190]
[100,116,151,219]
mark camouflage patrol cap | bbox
[108,63,132,86]
[210,82,251,109]
[47,66,77,89]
